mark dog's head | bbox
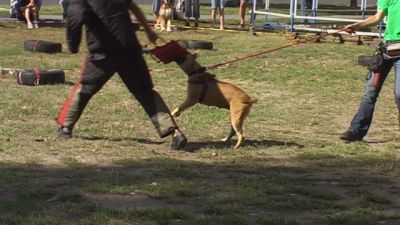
[175,53,206,76]
[188,72,216,84]
[162,0,171,6]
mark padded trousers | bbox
[56,51,177,138]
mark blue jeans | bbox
[152,0,161,14]
[348,56,400,138]
[185,0,200,19]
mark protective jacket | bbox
[66,0,141,54]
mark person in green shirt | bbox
[340,0,400,142]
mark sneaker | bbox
[171,131,187,150]
[57,126,72,139]
[33,21,39,29]
[27,22,33,29]
[339,130,363,142]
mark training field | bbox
[0,6,400,225]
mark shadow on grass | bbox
[183,139,304,151]
[81,135,165,145]
[0,156,398,225]
[79,135,304,151]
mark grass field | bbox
[0,5,399,225]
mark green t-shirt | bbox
[377,0,400,41]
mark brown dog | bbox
[171,54,257,148]
[156,0,173,32]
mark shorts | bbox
[211,0,225,9]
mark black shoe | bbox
[57,126,72,139]
[340,130,363,142]
[171,131,187,150]
[184,21,190,27]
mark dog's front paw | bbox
[220,137,229,142]
[171,109,181,117]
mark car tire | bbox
[187,40,213,50]
[17,69,65,86]
[23,40,62,53]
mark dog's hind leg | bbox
[155,17,161,30]
[230,103,252,148]
[221,126,236,142]
[166,19,172,31]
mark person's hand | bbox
[343,23,359,34]
[27,1,34,7]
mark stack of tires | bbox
[18,40,65,85]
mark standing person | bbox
[152,0,161,29]
[210,0,225,30]
[10,0,22,19]
[56,0,188,150]
[184,0,199,27]
[300,0,313,23]
[340,0,400,142]
[239,0,248,28]
[59,0,69,19]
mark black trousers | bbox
[57,50,177,138]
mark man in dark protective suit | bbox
[56,0,188,150]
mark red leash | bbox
[206,29,346,70]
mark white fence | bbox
[250,0,384,37]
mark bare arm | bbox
[343,9,386,33]
[129,1,158,44]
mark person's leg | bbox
[341,59,394,141]
[220,0,225,30]
[184,0,192,26]
[193,0,200,26]
[60,0,69,19]
[211,8,216,27]
[56,55,115,138]
[32,5,39,28]
[118,52,187,149]
[36,0,42,9]
[211,0,216,27]
[219,8,224,30]
[239,0,247,27]
[24,7,33,28]
[35,0,41,19]
[392,59,400,130]
[152,0,161,28]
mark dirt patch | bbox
[85,193,200,212]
